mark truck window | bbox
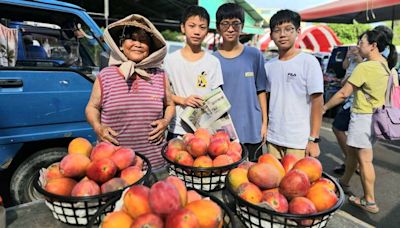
[12,21,103,74]
[1,9,105,79]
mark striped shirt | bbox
[99,66,166,169]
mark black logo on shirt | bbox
[287,72,297,82]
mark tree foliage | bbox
[161,29,183,42]
[385,21,400,46]
[327,23,372,45]
[327,22,399,46]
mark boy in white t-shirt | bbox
[265,10,324,159]
[164,6,224,139]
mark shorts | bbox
[267,143,306,160]
[166,131,183,141]
[332,107,351,131]
[347,113,377,149]
[243,142,263,161]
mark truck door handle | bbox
[0,79,23,88]
[59,80,69,85]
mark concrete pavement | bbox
[319,118,400,227]
[327,210,374,227]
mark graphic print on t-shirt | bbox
[287,72,297,82]
[245,72,254,77]
[196,71,207,88]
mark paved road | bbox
[319,118,400,227]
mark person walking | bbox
[323,29,397,214]
[332,46,362,174]
[333,24,395,175]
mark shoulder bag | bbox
[372,63,400,140]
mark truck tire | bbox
[10,148,67,205]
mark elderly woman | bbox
[323,29,397,214]
[85,14,175,170]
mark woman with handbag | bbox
[323,29,397,214]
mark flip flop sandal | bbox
[349,195,380,214]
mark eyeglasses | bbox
[219,21,242,31]
[272,27,296,35]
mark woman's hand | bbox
[148,118,169,144]
[184,95,204,108]
[322,104,328,115]
[95,125,119,145]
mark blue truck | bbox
[0,0,107,205]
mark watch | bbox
[308,136,320,143]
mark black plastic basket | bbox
[161,143,248,191]
[225,172,345,228]
[86,187,237,228]
[33,152,152,226]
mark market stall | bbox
[299,0,400,25]
[258,25,342,53]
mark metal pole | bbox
[391,6,395,30]
[104,0,109,27]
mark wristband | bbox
[308,136,320,143]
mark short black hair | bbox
[120,27,150,44]
[374,25,393,43]
[122,26,147,38]
[269,9,301,30]
[119,26,155,52]
[181,5,210,27]
[216,3,244,27]
[360,29,398,68]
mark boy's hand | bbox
[184,95,204,108]
[305,142,320,158]
[261,124,267,143]
[95,124,119,145]
[148,118,168,144]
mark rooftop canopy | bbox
[64,0,265,34]
[258,25,342,53]
[299,0,400,24]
